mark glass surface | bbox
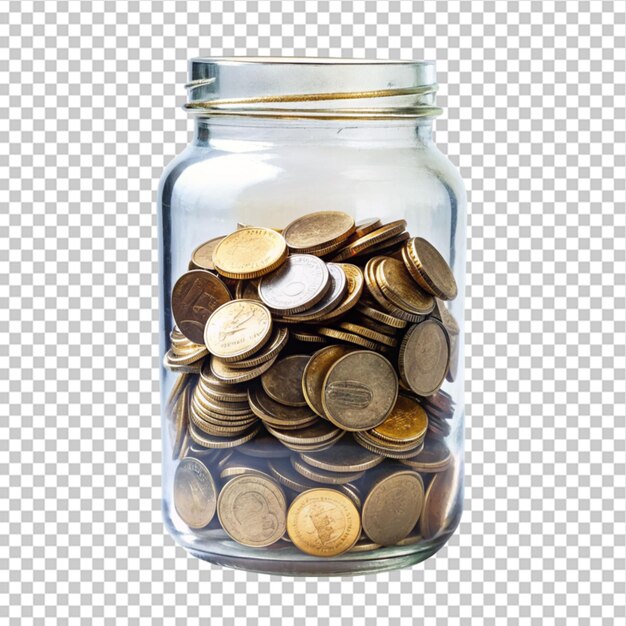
[158,58,466,576]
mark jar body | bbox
[158,116,466,575]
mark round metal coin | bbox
[173,457,218,528]
[283,211,355,252]
[261,354,310,407]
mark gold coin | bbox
[261,354,310,407]
[162,352,202,374]
[398,320,450,396]
[190,236,226,271]
[355,301,408,329]
[225,326,289,370]
[314,264,364,322]
[258,254,330,314]
[330,219,407,262]
[265,419,342,446]
[370,394,428,444]
[248,384,319,429]
[361,469,424,546]
[299,435,384,472]
[402,237,458,300]
[173,457,217,529]
[376,256,435,315]
[188,420,261,449]
[213,227,288,279]
[352,231,410,260]
[354,217,382,238]
[302,344,355,417]
[164,346,208,366]
[322,350,398,431]
[290,329,328,343]
[317,327,381,351]
[235,279,261,301]
[290,456,364,485]
[282,210,355,253]
[353,432,425,459]
[204,299,273,361]
[287,488,361,556]
[217,473,287,547]
[210,353,278,384]
[337,322,398,347]
[171,270,232,344]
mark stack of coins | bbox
[165,211,462,556]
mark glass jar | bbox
[158,57,466,576]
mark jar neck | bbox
[193,117,434,148]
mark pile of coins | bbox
[164,211,461,557]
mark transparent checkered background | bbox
[1,1,625,624]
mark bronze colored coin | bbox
[204,299,273,361]
[210,353,278,384]
[361,469,424,546]
[322,350,398,431]
[290,456,364,485]
[278,430,345,452]
[353,432,425,459]
[376,256,435,315]
[248,384,319,429]
[265,419,342,446]
[261,354,310,407]
[403,237,458,300]
[283,211,355,252]
[188,420,261,449]
[173,457,218,529]
[290,329,328,343]
[364,257,424,323]
[314,264,364,322]
[163,347,207,366]
[217,473,287,547]
[337,322,398,347]
[258,254,330,315]
[200,362,249,401]
[170,384,190,461]
[317,327,380,350]
[355,302,408,329]
[352,314,400,337]
[446,332,459,383]
[162,352,202,374]
[421,462,460,540]
[398,320,450,397]
[287,488,361,557]
[299,436,384,472]
[190,236,226,271]
[235,279,261,302]
[281,263,347,322]
[267,457,322,492]
[354,217,382,238]
[353,231,410,260]
[166,372,191,412]
[330,219,407,262]
[356,428,425,452]
[371,394,428,444]
[302,344,355,417]
[226,326,289,370]
[432,299,461,336]
[213,227,288,279]
[171,270,232,344]
[400,438,452,473]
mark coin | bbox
[402,237,458,300]
[248,384,319,429]
[317,327,381,351]
[171,270,232,344]
[217,473,287,547]
[281,263,347,322]
[258,254,330,315]
[265,419,342,447]
[210,353,278,384]
[420,462,460,540]
[322,350,398,431]
[267,457,322,492]
[299,435,384,472]
[173,457,218,528]
[290,329,328,343]
[290,456,364,485]
[213,227,288,279]
[370,394,428,444]
[354,217,382,238]
[330,219,407,262]
[204,299,273,361]
[170,384,190,460]
[283,211,355,253]
[314,264,364,322]
[361,469,424,545]
[235,279,261,301]
[302,344,354,417]
[354,231,410,260]
[355,302,408,329]
[261,354,310,407]
[225,326,289,369]
[188,420,261,449]
[353,432,425,459]
[400,438,452,473]
[237,426,292,458]
[337,322,398,347]
[190,236,226,271]
[398,320,450,396]
[286,488,361,556]
[376,256,435,315]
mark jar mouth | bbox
[185,56,441,120]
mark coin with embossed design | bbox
[173,457,217,528]
[283,211,355,253]
[322,350,398,431]
[172,270,232,344]
[286,488,361,556]
[190,236,226,271]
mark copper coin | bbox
[173,457,217,528]
[398,320,450,396]
[171,270,232,344]
[403,237,458,300]
[322,350,398,431]
[261,354,310,407]
[258,254,330,315]
[302,344,355,417]
[361,469,424,546]
[190,236,226,271]
[282,210,355,252]
[204,299,273,361]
